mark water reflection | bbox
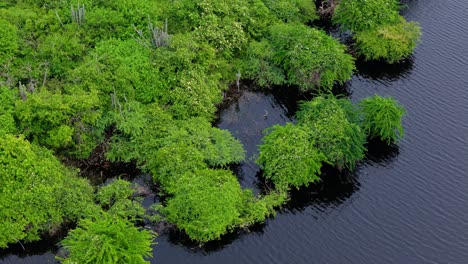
[162,218,269,255]
[355,56,415,81]
[364,139,401,166]
[0,235,59,262]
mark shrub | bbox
[257,123,325,190]
[0,86,17,135]
[239,40,286,87]
[0,135,96,248]
[238,190,288,227]
[269,23,355,90]
[96,179,146,221]
[15,89,103,158]
[297,96,367,170]
[333,0,401,32]
[354,19,421,63]
[262,0,318,23]
[162,169,246,242]
[0,19,18,64]
[59,214,155,264]
[359,95,406,143]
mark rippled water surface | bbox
[2,0,468,263]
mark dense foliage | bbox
[0,0,413,250]
[240,23,355,90]
[257,95,406,189]
[0,135,96,248]
[297,96,367,170]
[359,95,406,143]
[163,169,247,242]
[333,0,401,32]
[354,19,421,63]
[333,0,421,63]
[257,123,325,190]
[59,214,155,264]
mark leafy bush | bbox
[359,95,405,143]
[262,0,317,23]
[238,40,286,87]
[0,135,96,248]
[297,96,367,170]
[163,169,247,242]
[333,0,421,63]
[0,86,17,135]
[355,19,421,63]
[0,19,18,64]
[97,179,146,221]
[333,0,401,32]
[15,89,103,158]
[59,213,155,264]
[238,190,288,227]
[257,123,325,190]
[269,23,355,90]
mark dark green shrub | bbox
[359,95,405,143]
[0,135,96,248]
[333,0,400,32]
[257,123,325,190]
[269,23,355,90]
[59,214,155,264]
[297,96,367,170]
[354,19,421,63]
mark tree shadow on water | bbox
[355,56,415,81]
[364,138,401,167]
[163,220,268,255]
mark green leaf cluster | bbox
[297,96,367,170]
[96,179,146,221]
[333,0,421,63]
[59,213,155,264]
[0,134,96,248]
[162,169,283,242]
[240,23,355,90]
[257,95,406,190]
[354,19,422,63]
[258,123,325,190]
[359,95,406,143]
[0,18,18,64]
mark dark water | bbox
[2,0,468,263]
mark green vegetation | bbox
[59,213,155,264]
[360,95,406,143]
[333,0,401,32]
[333,0,421,63]
[240,23,355,90]
[257,95,405,189]
[354,19,422,63]
[0,0,412,254]
[297,96,367,170]
[0,134,96,248]
[258,123,325,190]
